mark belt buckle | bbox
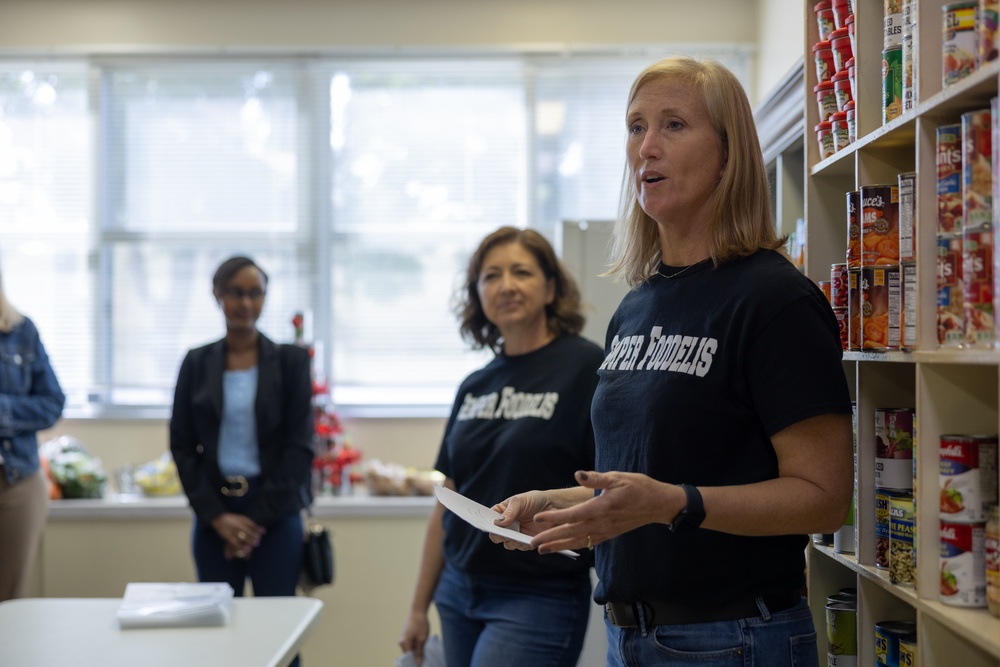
[221,475,248,497]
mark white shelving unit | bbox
[796,1,1000,666]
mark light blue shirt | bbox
[217,367,261,478]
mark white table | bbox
[0,596,323,667]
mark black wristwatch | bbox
[668,484,705,533]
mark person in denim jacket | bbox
[0,269,65,600]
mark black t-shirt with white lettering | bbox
[592,249,852,607]
[435,334,604,579]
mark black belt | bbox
[605,590,801,627]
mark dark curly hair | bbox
[456,226,586,351]
[212,256,269,298]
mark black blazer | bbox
[169,333,314,527]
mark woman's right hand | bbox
[210,512,265,559]
[399,611,430,665]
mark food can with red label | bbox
[902,262,917,349]
[876,408,915,489]
[890,492,916,586]
[962,109,993,230]
[862,265,901,350]
[938,233,965,346]
[943,1,979,87]
[861,184,900,266]
[963,223,995,345]
[940,434,999,523]
[819,280,833,303]
[834,307,849,350]
[938,124,964,234]
[940,520,987,607]
[847,190,861,268]
[832,263,849,308]
[898,172,916,262]
[849,267,862,350]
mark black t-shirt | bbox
[435,334,604,579]
[592,249,852,607]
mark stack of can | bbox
[939,434,998,608]
[935,106,995,348]
[815,1,857,158]
[874,407,916,583]
[826,587,858,666]
[844,174,916,352]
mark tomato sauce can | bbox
[937,124,963,234]
[832,263,849,308]
[962,109,993,230]
[847,190,862,268]
[875,620,917,666]
[902,262,918,349]
[883,45,903,124]
[944,1,979,87]
[937,233,965,346]
[940,434,999,523]
[861,184,900,266]
[963,223,995,345]
[940,520,987,607]
[849,267,863,350]
[890,492,916,586]
[862,265,901,350]
[898,172,917,262]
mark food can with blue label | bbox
[875,620,917,666]
[890,492,916,586]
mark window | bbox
[0,50,750,417]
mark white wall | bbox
[755,0,806,103]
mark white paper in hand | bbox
[433,485,578,559]
[396,634,445,667]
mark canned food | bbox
[962,110,992,230]
[832,263,849,308]
[937,233,964,347]
[986,505,999,617]
[898,173,916,262]
[814,40,836,84]
[847,191,861,268]
[832,27,853,74]
[937,124,963,234]
[883,45,903,124]
[885,0,904,48]
[816,81,838,122]
[817,120,835,160]
[834,307,849,350]
[826,601,858,663]
[819,280,833,303]
[832,110,850,152]
[963,224,995,345]
[816,0,836,42]
[890,492,916,586]
[875,620,917,666]
[940,434,999,523]
[940,520,987,607]
[902,32,915,112]
[876,488,894,568]
[902,262,917,350]
[981,0,999,64]
[862,266,902,350]
[876,408,915,489]
[849,267,862,350]
[943,2,978,87]
[898,634,918,667]
[861,184,900,266]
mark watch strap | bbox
[669,483,705,533]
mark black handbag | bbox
[302,519,334,590]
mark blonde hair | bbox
[607,56,784,287]
[0,268,24,333]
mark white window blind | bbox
[0,49,751,416]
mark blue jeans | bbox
[606,597,818,667]
[434,562,592,667]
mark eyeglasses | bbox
[221,287,266,302]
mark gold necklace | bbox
[657,262,700,279]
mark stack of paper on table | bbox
[116,582,234,629]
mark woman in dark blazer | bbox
[170,256,314,601]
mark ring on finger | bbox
[586,534,594,551]
[237,530,247,541]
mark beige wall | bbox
[756,0,806,104]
